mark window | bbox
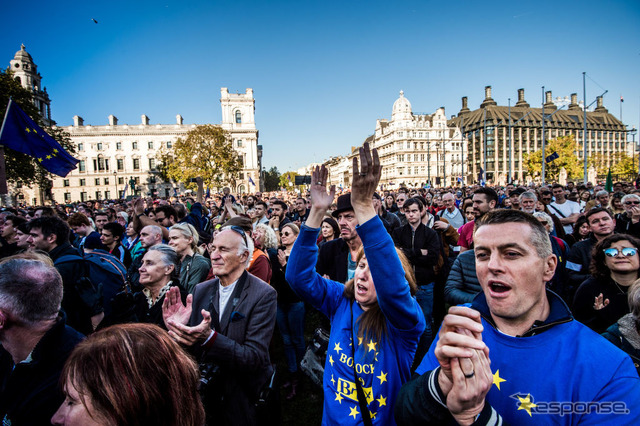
[149,158,156,170]
[398,167,404,176]
[116,142,122,150]
[166,141,172,148]
[95,191,101,200]
[414,166,419,174]
[118,177,124,185]
[95,178,100,185]
[117,159,124,171]
[132,141,138,150]
[63,179,70,187]
[398,132,403,137]
[104,178,109,185]
[79,179,86,186]
[235,110,242,123]
[105,191,111,199]
[80,192,87,202]
[78,143,84,151]
[148,141,154,149]
[237,140,243,147]
[79,160,86,172]
[406,141,410,149]
[420,154,425,161]
[418,132,423,138]
[64,192,71,202]
[133,159,140,170]
[97,143,103,150]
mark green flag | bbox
[605,168,613,192]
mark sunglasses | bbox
[603,247,638,257]
[624,201,640,206]
[228,225,249,248]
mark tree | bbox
[279,171,299,190]
[0,69,75,190]
[263,166,281,191]
[589,152,636,177]
[524,135,582,181]
[162,125,242,190]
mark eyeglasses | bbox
[624,201,640,206]
[603,247,638,257]
[281,231,292,237]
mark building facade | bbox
[324,91,466,190]
[449,86,630,185]
[8,44,52,126]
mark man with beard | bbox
[268,200,291,233]
[316,193,362,283]
[457,188,498,253]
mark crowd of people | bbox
[1,153,640,424]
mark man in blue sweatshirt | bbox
[395,209,640,425]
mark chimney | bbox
[459,96,470,114]
[515,88,530,108]
[515,89,531,108]
[141,115,149,125]
[176,114,183,125]
[595,96,608,113]
[568,93,580,110]
[543,91,557,111]
[73,115,84,127]
[108,115,118,126]
[480,85,497,108]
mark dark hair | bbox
[155,205,178,222]
[404,197,425,211]
[4,215,26,228]
[571,216,590,241]
[272,200,288,211]
[585,207,613,224]
[590,234,640,280]
[343,247,417,343]
[35,207,56,217]
[321,217,340,240]
[16,220,30,234]
[94,210,109,219]
[29,216,70,246]
[551,184,564,191]
[61,323,204,426]
[255,201,268,209]
[103,222,125,242]
[473,187,499,204]
[475,209,551,258]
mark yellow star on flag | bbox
[53,149,58,153]
[358,336,363,346]
[376,395,387,407]
[376,371,387,384]
[335,392,343,404]
[45,155,52,160]
[517,394,537,417]
[370,411,377,419]
[37,158,43,163]
[25,127,30,133]
[349,406,359,419]
[329,355,334,366]
[367,340,377,352]
[334,342,342,353]
[331,374,335,386]
[493,370,506,390]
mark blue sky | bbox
[2,0,639,172]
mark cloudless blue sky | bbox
[2,0,639,172]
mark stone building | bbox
[449,86,630,184]
[324,91,466,190]
[8,44,52,126]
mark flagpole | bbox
[0,98,14,204]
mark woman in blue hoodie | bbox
[286,143,425,425]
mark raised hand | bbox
[306,165,336,228]
[351,142,381,224]
[593,293,610,310]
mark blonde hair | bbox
[169,223,199,251]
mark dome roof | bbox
[392,90,412,121]
[13,44,33,63]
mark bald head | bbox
[140,225,163,248]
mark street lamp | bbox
[114,171,118,200]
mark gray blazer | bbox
[190,271,277,425]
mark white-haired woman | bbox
[169,223,211,294]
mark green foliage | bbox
[279,171,299,189]
[162,124,242,190]
[589,152,636,176]
[0,69,75,189]
[263,166,281,191]
[524,135,582,181]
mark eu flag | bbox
[0,99,78,177]
[248,176,255,186]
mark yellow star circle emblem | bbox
[493,370,506,390]
[334,342,342,353]
[517,394,538,417]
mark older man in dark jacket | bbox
[163,227,277,426]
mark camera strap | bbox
[350,301,373,426]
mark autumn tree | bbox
[589,152,636,176]
[524,135,582,181]
[0,70,75,190]
[162,125,242,190]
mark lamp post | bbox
[114,171,118,200]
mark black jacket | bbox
[615,212,640,239]
[50,243,96,335]
[392,223,440,285]
[565,235,598,301]
[444,249,481,305]
[316,237,350,283]
[0,315,84,425]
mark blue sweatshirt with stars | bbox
[286,215,425,425]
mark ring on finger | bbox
[359,172,367,176]
[464,370,475,379]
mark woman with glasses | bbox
[573,234,640,333]
[168,223,211,294]
[271,223,305,400]
[614,194,640,239]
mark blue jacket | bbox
[444,249,481,305]
[286,216,425,425]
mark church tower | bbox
[9,44,52,125]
